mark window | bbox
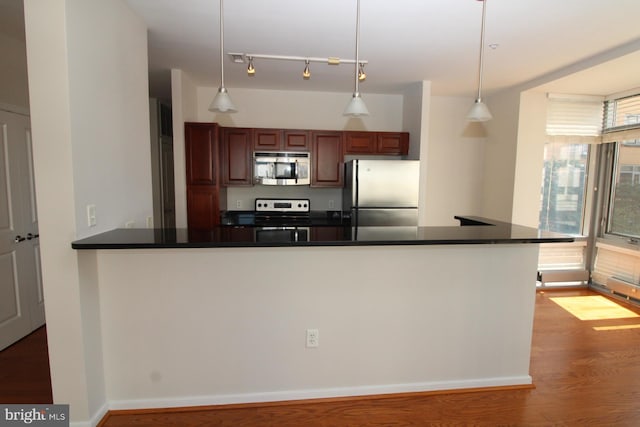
[601,93,640,240]
[607,141,640,239]
[539,143,589,235]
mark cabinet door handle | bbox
[27,233,39,240]
[14,235,26,243]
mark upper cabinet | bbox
[376,132,409,155]
[283,130,310,151]
[185,122,224,229]
[221,127,253,186]
[253,128,310,152]
[185,123,218,186]
[311,131,343,187]
[344,131,409,156]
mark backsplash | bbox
[226,186,342,211]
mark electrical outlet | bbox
[146,216,153,228]
[328,200,335,209]
[306,329,319,348]
[125,220,135,228]
[236,200,242,209]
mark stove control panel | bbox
[255,198,310,213]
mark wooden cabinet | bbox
[185,122,223,229]
[221,127,252,186]
[253,128,310,152]
[253,128,282,151]
[344,131,409,156]
[311,131,343,187]
[344,132,375,154]
[186,185,219,229]
[377,132,409,155]
[283,130,310,151]
[185,123,218,185]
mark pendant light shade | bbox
[209,0,237,113]
[467,99,492,121]
[466,0,491,122]
[344,93,369,116]
[344,0,369,117]
[209,87,236,113]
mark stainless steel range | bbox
[253,198,310,242]
[254,198,310,226]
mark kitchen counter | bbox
[71,216,573,249]
[71,215,568,411]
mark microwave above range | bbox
[254,152,310,186]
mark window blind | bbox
[546,94,604,143]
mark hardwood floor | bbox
[0,326,53,404]
[99,289,640,426]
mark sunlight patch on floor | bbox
[593,324,640,331]
[550,295,639,321]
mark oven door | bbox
[254,227,309,243]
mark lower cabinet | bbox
[186,185,219,229]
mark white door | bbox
[0,109,44,351]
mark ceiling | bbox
[3,0,640,101]
[124,0,640,101]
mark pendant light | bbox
[344,0,369,117]
[208,0,237,113]
[466,0,492,122]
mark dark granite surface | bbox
[71,216,575,249]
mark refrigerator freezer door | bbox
[351,208,418,226]
[352,160,419,208]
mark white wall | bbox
[195,87,404,131]
[480,91,521,222]
[24,0,152,424]
[67,0,152,236]
[170,69,198,228]
[97,244,539,409]
[0,32,30,109]
[511,91,547,227]
[402,81,427,162]
[425,96,486,226]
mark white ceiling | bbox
[124,0,640,100]
[3,0,640,101]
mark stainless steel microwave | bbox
[253,152,310,185]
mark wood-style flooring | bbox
[2,291,639,425]
[99,289,640,426]
[0,326,53,404]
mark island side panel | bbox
[95,244,539,408]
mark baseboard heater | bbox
[538,269,589,286]
[606,276,640,299]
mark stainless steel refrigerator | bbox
[343,159,420,226]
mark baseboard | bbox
[69,402,108,427]
[106,376,533,412]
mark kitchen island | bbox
[72,217,572,414]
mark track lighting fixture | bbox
[303,60,311,79]
[208,0,237,113]
[247,56,255,76]
[466,0,492,122]
[344,0,369,116]
[228,53,368,82]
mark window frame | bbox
[598,140,640,246]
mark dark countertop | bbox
[71,216,575,250]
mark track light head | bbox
[247,56,255,76]
[358,63,366,82]
[303,60,311,79]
